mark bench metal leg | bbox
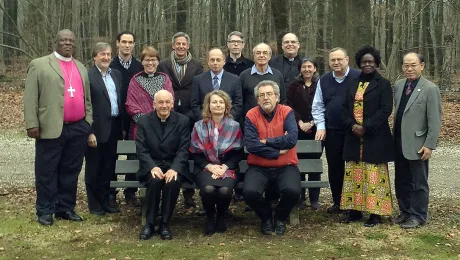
[139,188,147,225]
[289,207,300,226]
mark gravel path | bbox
[0,132,459,198]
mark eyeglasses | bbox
[258,92,275,99]
[330,58,344,63]
[402,64,420,70]
[143,59,158,63]
[283,40,298,45]
[361,60,375,65]
[254,51,270,56]
[228,40,243,44]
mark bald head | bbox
[402,52,425,81]
[282,33,299,58]
[154,90,174,120]
[154,90,173,102]
[208,48,225,74]
[253,43,272,66]
[55,29,75,58]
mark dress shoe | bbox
[244,205,253,212]
[55,210,83,221]
[204,216,216,236]
[400,217,424,229]
[392,214,410,224]
[327,204,343,214]
[184,197,196,209]
[125,195,140,207]
[38,214,54,226]
[364,214,382,227]
[216,214,227,233]
[260,218,274,235]
[275,219,286,236]
[139,224,154,240]
[109,195,118,208]
[89,210,105,216]
[310,201,320,211]
[103,206,120,214]
[341,210,363,223]
[159,224,173,240]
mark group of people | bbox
[24,28,442,241]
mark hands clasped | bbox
[151,167,178,183]
[207,164,228,179]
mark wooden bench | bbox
[111,139,329,225]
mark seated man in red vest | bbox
[242,80,301,236]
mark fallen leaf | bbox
[105,240,110,245]
[74,230,82,233]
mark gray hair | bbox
[171,32,191,45]
[254,80,280,98]
[252,43,272,56]
[227,31,244,42]
[92,42,111,58]
[153,90,174,102]
[329,47,348,57]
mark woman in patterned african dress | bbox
[125,46,174,140]
[340,46,395,227]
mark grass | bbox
[1,189,460,260]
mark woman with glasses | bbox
[340,46,394,227]
[287,57,322,210]
[125,46,174,140]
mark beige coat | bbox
[24,53,93,139]
[394,76,442,160]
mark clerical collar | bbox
[288,57,295,61]
[54,51,73,62]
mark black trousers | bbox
[243,165,301,222]
[325,129,345,205]
[394,150,429,222]
[85,118,120,212]
[144,173,181,226]
[35,119,89,216]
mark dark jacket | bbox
[158,58,203,119]
[88,66,123,143]
[342,71,395,163]
[224,55,254,76]
[135,111,192,182]
[269,55,302,86]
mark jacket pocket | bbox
[415,130,427,136]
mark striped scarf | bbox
[171,51,192,82]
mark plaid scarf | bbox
[171,51,192,82]
[190,117,243,179]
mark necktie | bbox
[213,76,219,90]
[405,81,413,95]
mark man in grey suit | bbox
[393,52,442,229]
[191,48,243,123]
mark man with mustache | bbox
[191,48,243,123]
[24,29,92,225]
[269,33,302,86]
[109,30,143,208]
[158,32,203,209]
[224,31,254,76]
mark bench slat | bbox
[117,140,136,155]
[110,181,145,188]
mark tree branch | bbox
[0,44,34,59]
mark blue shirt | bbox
[250,65,273,75]
[210,69,224,89]
[311,66,351,130]
[244,105,298,159]
[97,66,119,116]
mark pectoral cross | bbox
[68,85,75,98]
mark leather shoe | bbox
[275,219,286,236]
[392,214,410,224]
[400,217,424,229]
[261,218,274,235]
[89,210,105,216]
[204,216,216,235]
[109,195,118,208]
[341,210,363,223]
[216,215,227,233]
[310,201,320,211]
[125,195,140,207]
[327,204,343,214]
[139,224,154,240]
[364,214,382,227]
[103,206,120,214]
[159,224,173,240]
[38,214,54,226]
[55,211,83,221]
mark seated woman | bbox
[125,46,174,140]
[287,57,322,210]
[340,46,394,227]
[189,90,244,235]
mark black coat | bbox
[287,78,318,140]
[157,58,203,119]
[135,111,192,182]
[341,72,395,163]
[190,70,243,122]
[88,66,123,143]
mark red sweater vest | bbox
[246,105,298,167]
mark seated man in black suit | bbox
[191,48,243,123]
[135,90,191,240]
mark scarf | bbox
[171,51,192,82]
[189,117,243,179]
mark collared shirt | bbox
[210,69,224,88]
[54,51,72,62]
[224,55,255,76]
[250,65,273,76]
[311,66,351,130]
[118,56,132,70]
[97,66,119,116]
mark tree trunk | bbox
[3,0,19,63]
[176,0,187,32]
[385,0,402,82]
[271,0,288,54]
